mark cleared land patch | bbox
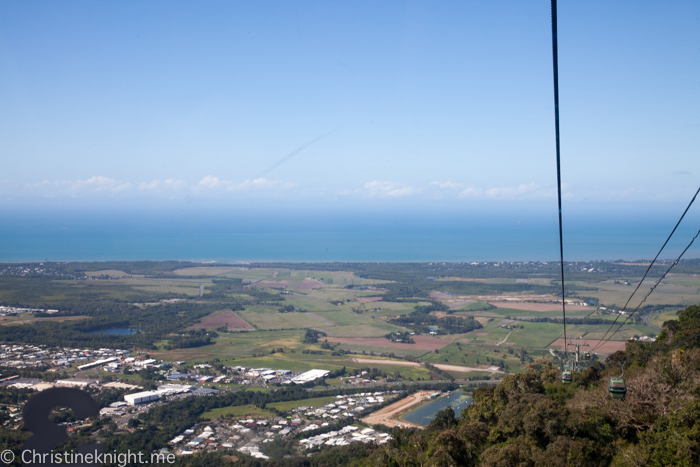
[352,358,420,367]
[304,312,336,327]
[549,338,625,354]
[237,307,323,330]
[351,358,502,374]
[361,391,434,429]
[489,301,591,312]
[172,267,237,276]
[294,278,323,290]
[190,311,253,330]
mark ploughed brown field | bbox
[356,296,383,303]
[295,278,323,290]
[189,311,253,330]
[490,301,591,312]
[325,335,449,351]
[549,338,626,354]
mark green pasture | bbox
[280,295,343,313]
[332,344,430,358]
[327,323,402,338]
[315,311,374,326]
[506,322,566,347]
[238,306,322,330]
[268,396,338,412]
[421,342,525,371]
[357,301,419,315]
[583,280,700,308]
[307,288,355,303]
[652,310,681,327]
[455,307,592,319]
[201,404,276,420]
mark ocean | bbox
[1,208,698,263]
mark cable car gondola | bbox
[561,370,572,384]
[609,377,627,399]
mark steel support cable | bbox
[591,185,700,352]
[598,225,700,350]
[550,0,568,360]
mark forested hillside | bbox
[357,304,700,467]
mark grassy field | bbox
[455,308,593,319]
[326,323,402,338]
[314,311,375,326]
[279,295,345,313]
[421,342,524,371]
[267,396,338,412]
[238,306,323,330]
[201,404,276,420]
[353,302,421,316]
[652,310,681,327]
[582,279,700,308]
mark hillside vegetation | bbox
[359,304,700,467]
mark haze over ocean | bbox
[1,209,698,263]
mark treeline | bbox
[302,329,326,343]
[423,362,455,381]
[389,305,481,334]
[205,278,282,303]
[164,329,218,350]
[0,301,225,349]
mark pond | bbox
[403,392,472,426]
[88,327,142,335]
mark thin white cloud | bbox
[226,178,296,191]
[429,181,463,190]
[459,183,555,200]
[139,179,187,191]
[27,176,131,195]
[197,175,230,188]
[362,181,422,198]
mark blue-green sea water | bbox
[1,209,698,262]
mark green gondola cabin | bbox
[609,377,627,399]
[561,370,572,384]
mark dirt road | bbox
[433,363,503,374]
[361,391,434,428]
[352,358,420,367]
[352,358,503,374]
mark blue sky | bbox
[1,1,698,214]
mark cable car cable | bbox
[596,224,700,351]
[550,0,568,362]
[591,185,700,352]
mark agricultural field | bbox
[3,260,698,388]
[189,310,253,330]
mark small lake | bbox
[403,392,472,426]
[88,327,141,335]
